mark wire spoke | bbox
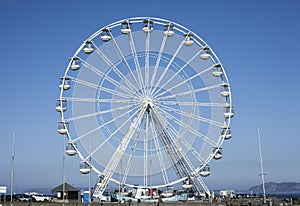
[149,118,170,185]
[150,41,184,96]
[155,64,217,99]
[84,104,143,160]
[91,42,140,97]
[157,84,221,101]
[150,106,198,180]
[69,76,133,99]
[156,106,218,146]
[145,25,151,96]
[128,29,145,95]
[151,48,205,97]
[109,31,142,94]
[159,103,224,128]
[121,125,142,185]
[160,100,226,107]
[149,32,168,89]
[72,103,140,142]
[78,57,136,97]
[65,97,136,104]
[65,102,136,122]
[165,115,205,162]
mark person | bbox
[128,198,132,206]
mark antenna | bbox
[10,132,15,206]
[258,128,266,204]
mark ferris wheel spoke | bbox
[154,121,211,194]
[121,126,142,185]
[92,105,148,195]
[145,31,150,96]
[157,84,221,101]
[72,103,140,143]
[66,97,136,104]
[161,100,226,107]
[152,48,204,98]
[109,31,142,93]
[180,136,206,163]
[65,103,135,122]
[165,120,205,162]
[84,105,145,161]
[154,63,217,99]
[171,116,217,147]
[159,103,224,128]
[70,77,133,99]
[156,106,218,146]
[79,58,137,97]
[150,107,198,179]
[150,41,184,96]
[149,119,170,185]
[128,31,145,95]
[164,120,210,193]
[143,113,149,186]
[149,32,168,91]
[91,42,140,96]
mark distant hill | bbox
[249,182,300,194]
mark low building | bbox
[52,182,80,201]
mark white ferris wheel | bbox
[56,17,233,200]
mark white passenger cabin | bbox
[219,190,236,199]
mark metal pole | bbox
[62,137,66,206]
[88,136,91,205]
[10,132,15,206]
[258,128,266,204]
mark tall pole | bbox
[257,129,266,204]
[88,136,91,205]
[10,132,15,206]
[62,137,66,206]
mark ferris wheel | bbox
[56,17,233,200]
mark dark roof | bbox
[51,182,79,193]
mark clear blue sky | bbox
[0,0,300,193]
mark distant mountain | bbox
[249,182,300,194]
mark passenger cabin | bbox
[164,23,174,37]
[121,21,132,34]
[220,83,231,97]
[212,64,223,77]
[213,147,223,160]
[101,28,112,42]
[83,40,94,54]
[183,33,194,46]
[59,77,71,90]
[200,47,210,60]
[69,57,80,70]
[224,104,234,118]
[182,179,193,190]
[221,126,232,140]
[58,121,68,134]
[143,19,153,33]
[200,165,210,177]
[66,143,77,156]
[56,99,67,112]
[79,162,90,174]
